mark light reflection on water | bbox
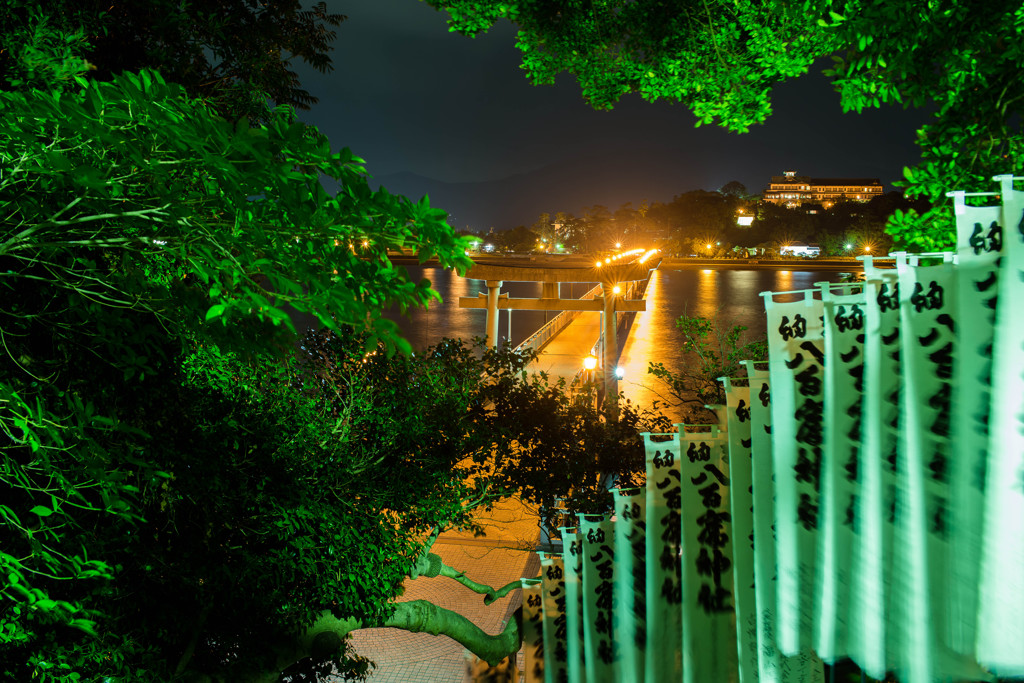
[387,266,852,411]
[616,268,848,416]
[385,268,596,351]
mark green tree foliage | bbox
[552,211,583,251]
[749,202,816,249]
[0,20,475,680]
[425,0,1024,249]
[1,29,669,680]
[718,180,750,198]
[649,314,768,421]
[492,224,539,252]
[1,0,345,122]
[465,346,673,523]
[1,10,673,680]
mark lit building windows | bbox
[761,172,883,208]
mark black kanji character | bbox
[877,282,899,312]
[799,340,826,365]
[797,493,819,530]
[736,399,750,423]
[687,441,712,463]
[835,304,864,332]
[779,314,808,341]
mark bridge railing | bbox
[515,284,602,356]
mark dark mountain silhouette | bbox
[360,140,909,233]
[369,147,721,232]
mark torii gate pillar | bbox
[485,280,503,348]
[602,282,618,404]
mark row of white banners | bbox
[517,175,1024,683]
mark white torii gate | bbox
[458,257,659,400]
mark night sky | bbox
[295,0,931,230]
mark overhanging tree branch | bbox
[250,600,522,682]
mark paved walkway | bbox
[527,311,602,380]
[347,541,540,682]
[345,494,544,682]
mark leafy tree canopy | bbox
[1,18,670,680]
[0,15,475,680]
[649,314,768,422]
[1,0,345,121]
[424,0,1024,249]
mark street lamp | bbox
[583,355,598,371]
[614,366,625,379]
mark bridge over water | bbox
[458,252,661,400]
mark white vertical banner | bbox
[612,489,646,683]
[643,433,683,683]
[539,553,568,683]
[895,252,957,683]
[679,427,739,683]
[948,187,1002,666]
[847,263,901,680]
[978,174,1024,677]
[761,289,825,656]
[560,527,585,683]
[579,516,616,683]
[741,362,824,683]
[722,379,759,683]
[744,363,782,681]
[521,578,545,683]
[815,282,867,662]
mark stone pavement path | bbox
[345,497,542,683]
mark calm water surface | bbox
[386,266,853,412]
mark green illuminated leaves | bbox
[2,64,471,349]
[204,304,226,322]
[2,15,475,680]
[426,0,1023,244]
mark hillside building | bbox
[762,170,884,209]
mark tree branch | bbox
[437,563,527,605]
[385,600,521,666]
[243,600,522,682]
[0,205,174,255]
